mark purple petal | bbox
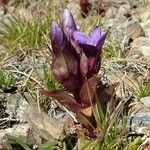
[73,31,89,44]
[79,44,98,57]
[96,31,107,49]
[51,52,69,82]
[63,75,81,92]
[50,22,64,56]
[90,26,107,49]
[63,9,77,36]
[51,42,80,92]
[90,26,101,43]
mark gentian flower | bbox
[40,9,120,140]
[42,9,109,126]
[62,9,107,78]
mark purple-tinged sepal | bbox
[63,9,77,37]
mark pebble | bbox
[141,96,150,107]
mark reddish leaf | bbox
[80,106,92,117]
[80,52,88,77]
[41,90,84,113]
[79,75,99,106]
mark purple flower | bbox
[72,27,107,78]
[47,9,107,110]
[73,26,107,56]
[50,22,80,91]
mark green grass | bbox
[43,65,62,90]
[0,15,52,54]
[136,81,150,98]
[103,39,125,59]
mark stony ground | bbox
[0,0,150,149]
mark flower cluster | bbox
[43,9,107,117]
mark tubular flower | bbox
[44,8,107,116]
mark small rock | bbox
[137,4,150,22]
[130,112,150,129]
[131,37,150,47]
[130,37,150,59]
[141,20,150,38]
[0,123,29,141]
[117,5,130,20]
[136,126,150,135]
[0,138,12,150]
[27,104,73,141]
[5,93,29,123]
[139,46,150,58]
[141,96,150,107]
[122,19,144,40]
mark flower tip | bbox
[63,9,72,19]
[63,9,77,33]
[51,22,60,40]
[51,22,59,31]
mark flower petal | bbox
[63,9,77,36]
[96,31,107,49]
[73,31,89,44]
[50,22,64,56]
[90,26,107,49]
[79,44,98,57]
[87,57,100,78]
[90,26,101,43]
[51,49,80,91]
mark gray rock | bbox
[121,19,144,40]
[117,5,130,20]
[130,37,150,59]
[0,138,12,150]
[0,123,30,149]
[141,97,150,107]
[136,3,150,22]
[5,93,29,123]
[27,104,73,141]
[129,112,150,135]
[141,20,150,38]
[0,123,29,141]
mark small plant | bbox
[42,9,108,123]
[136,81,150,98]
[103,39,125,59]
[41,9,142,149]
[0,69,15,92]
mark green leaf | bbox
[38,142,58,150]
[7,135,31,150]
[127,137,142,150]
